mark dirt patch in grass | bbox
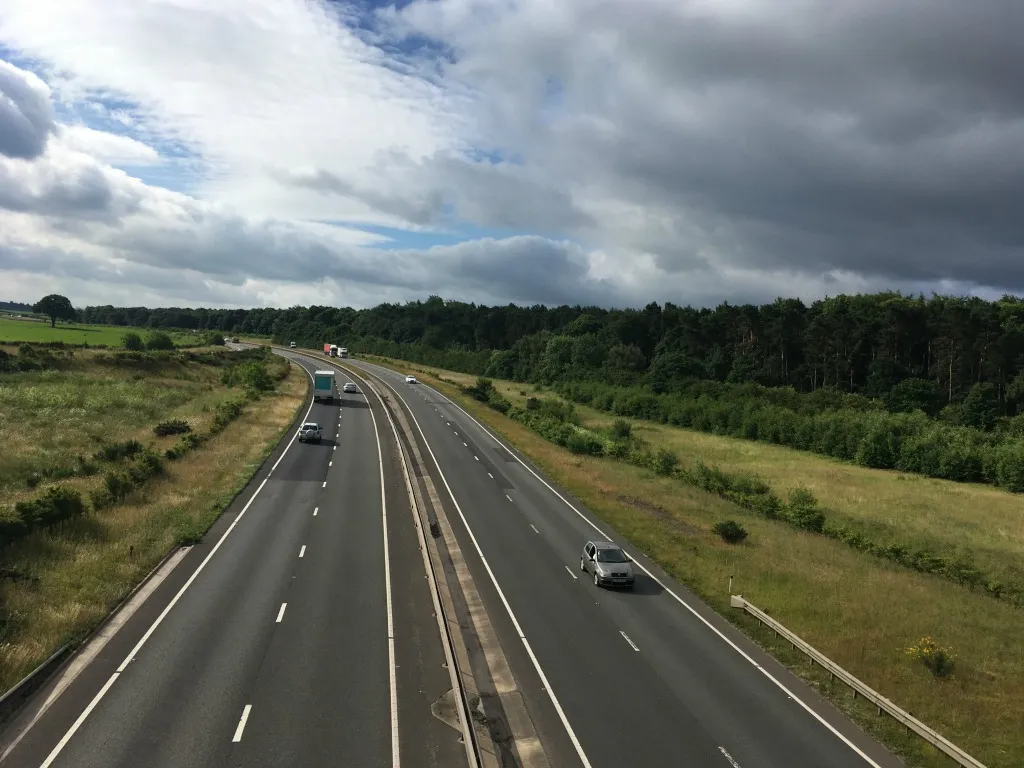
[0,363,305,692]
[361,355,1024,768]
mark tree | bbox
[122,332,144,351]
[960,382,999,431]
[33,294,76,328]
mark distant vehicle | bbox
[343,382,357,394]
[338,347,349,358]
[580,541,635,589]
[313,370,335,403]
[323,343,332,355]
[298,422,322,443]
[405,375,417,384]
[231,337,240,343]
[323,343,339,356]
[289,341,296,348]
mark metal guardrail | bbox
[730,595,986,768]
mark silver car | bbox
[343,382,358,393]
[581,541,635,589]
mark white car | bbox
[405,375,417,384]
[343,382,358,394]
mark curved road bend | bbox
[345,357,904,768]
[0,354,466,768]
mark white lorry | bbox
[313,370,335,403]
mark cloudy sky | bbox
[1,0,1022,311]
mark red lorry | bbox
[323,343,338,356]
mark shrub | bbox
[713,520,748,544]
[906,637,956,678]
[785,486,826,532]
[525,397,540,411]
[154,419,192,437]
[610,418,632,440]
[122,332,145,351]
[653,447,679,476]
[94,439,144,462]
[565,429,605,456]
[13,485,86,531]
[146,331,175,350]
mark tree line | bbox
[74,291,1024,413]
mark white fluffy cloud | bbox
[1,0,1023,310]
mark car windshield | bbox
[597,548,627,563]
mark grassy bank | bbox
[361,355,1023,768]
[0,351,306,691]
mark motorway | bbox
[0,352,467,768]
[0,347,904,768]
[340,356,904,768]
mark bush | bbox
[906,637,956,678]
[146,331,175,350]
[154,419,192,437]
[565,429,605,456]
[713,520,748,544]
[94,439,144,462]
[785,486,826,532]
[653,447,679,476]
[122,331,145,351]
[14,485,86,530]
[610,419,632,440]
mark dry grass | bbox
[0,362,305,692]
[363,355,1024,768]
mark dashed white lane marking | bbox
[487,472,494,478]
[313,507,319,516]
[333,445,337,451]
[505,494,513,502]
[474,455,480,461]
[232,705,252,742]
[463,442,468,447]
[718,746,742,767]
[299,545,306,558]
[322,481,327,488]
[620,631,640,652]
[329,460,333,467]
[530,524,540,534]
[565,566,578,580]
[276,603,287,623]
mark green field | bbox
[362,354,1024,768]
[0,316,198,347]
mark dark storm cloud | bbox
[396,0,1024,295]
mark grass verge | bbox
[0,317,199,347]
[361,355,1024,768]
[0,360,306,692]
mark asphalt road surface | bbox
[0,346,906,768]
[0,353,466,768]
[342,357,904,768]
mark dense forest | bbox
[81,292,1024,413]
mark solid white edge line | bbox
[39,673,119,768]
[232,704,252,743]
[564,566,578,580]
[38,361,318,767]
[362,389,401,768]
[620,631,639,652]
[276,603,287,623]
[719,745,742,768]
[355,363,593,768]
[371,362,885,768]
